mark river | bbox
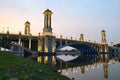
[37,52,120,80]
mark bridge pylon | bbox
[24,21,31,35]
[79,34,84,42]
[101,30,108,53]
[41,9,56,53]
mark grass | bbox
[0,51,70,80]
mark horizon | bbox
[0,0,120,44]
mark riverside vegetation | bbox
[0,51,70,80]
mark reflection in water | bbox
[37,53,120,80]
[38,56,56,66]
[56,55,79,61]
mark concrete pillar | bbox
[38,33,42,52]
[52,37,56,52]
[101,30,108,53]
[44,36,56,53]
[60,35,62,47]
[42,9,56,53]
[0,36,2,50]
[65,37,68,45]
[29,34,32,50]
[71,37,72,40]
[18,32,21,45]
[100,45,103,52]
[44,36,48,52]
[7,30,9,38]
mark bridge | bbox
[10,42,38,58]
[0,9,119,54]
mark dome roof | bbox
[25,21,30,24]
[43,9,53,14]
[102,30,106,32]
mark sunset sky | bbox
[0,0,120,44]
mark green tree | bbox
[114,43,120,47]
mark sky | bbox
[0,0,120,44]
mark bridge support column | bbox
[52,37,56,52]
[38,33,42,52]
[101,30,108,53]
[70,37,72,40]
[60,35,62,47]
[101,44,108,53]
[44,36,56,53]
[42,9,56,53]
[65,37,68,45]
[6,30,10,48]
[100,45,103,52]
[18,32,21,45]
[7,30,9,38]
[29,34,32,50]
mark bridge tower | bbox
[24,21,31,35]
[79,34,84,42]
[42,9,53,36]
[101,30,106,43]
[42,9,56,53]
[101,30,108,52]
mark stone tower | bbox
[42,9,56,53]
[24,21,30,35]
[42,9,53,36]
[101,30,107,43]
[101,30,108,52]
[80,34,84,42]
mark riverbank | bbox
[0,51,70,80]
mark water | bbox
[37,53,120,80]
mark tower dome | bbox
[102,30,105,32]
[24,21,31,35]
[43,9,53,14]
[25,21,31,25]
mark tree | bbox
[114,43,120,47]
